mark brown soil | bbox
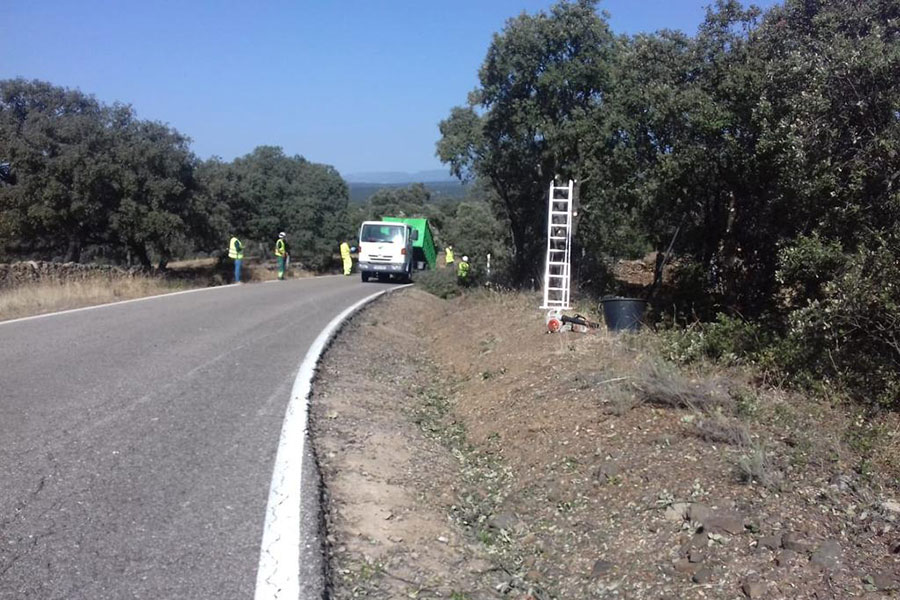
[310,288,900,599]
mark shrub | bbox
[776,234,846,308]
[413,267,460,299]
[778,243,900,408]
[661,313,771,366]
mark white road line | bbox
[254,285,409,600]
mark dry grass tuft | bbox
[692,414,752,446]
[601,386,644,416]
[0,274,190,321]
[166,257,218,270]
[635,360,732,411]
[736,443,783,490]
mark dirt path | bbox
[311,288,900,599]
[310,289,499,598]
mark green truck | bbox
[381,217,436,271]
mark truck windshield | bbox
[360,224,405,244]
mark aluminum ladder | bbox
[541,179,574,310]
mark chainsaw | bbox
[546,311,600,333]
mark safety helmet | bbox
[278,232,286,238]
[462,256,469,262]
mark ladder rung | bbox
[550,211,570,215]
[547,287,567,291]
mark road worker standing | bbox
[340,241,352,276]
[228,235,244,283]
[457,255,470,285]
[275,232,288,280]
[445,245,455,267]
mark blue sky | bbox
[2,1,781,176]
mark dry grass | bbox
[692,413,752,446]
[0,275,192,321]
[166,257,217,270]
[635,359,733,411]
[736,443,783,490]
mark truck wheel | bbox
[361,271,369,282]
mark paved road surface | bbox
[0,277,392,599]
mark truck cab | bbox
[357,221,418,282]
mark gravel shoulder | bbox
[311,288,900,599]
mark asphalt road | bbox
[0,276,393,599]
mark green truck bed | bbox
[381,216,436,269]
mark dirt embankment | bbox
[311,288,900,599]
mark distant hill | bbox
[348,180,468,204]
[343,169,457,184]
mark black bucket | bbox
[601,297,647,332]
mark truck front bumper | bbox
[358,262,407,274]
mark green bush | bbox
[661,313,771,366]
[413,267,460,299]
[778,244,900,407]
[776,234,847,309]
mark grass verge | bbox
[0,274,193,322]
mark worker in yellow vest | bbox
[457,255,470,285]
[445,245,455,267]
[228,235,244,283]
[275,232,287,280]
[340,241,352,276]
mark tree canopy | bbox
[0,79,351,270]
[437,0,900,404]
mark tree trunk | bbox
[135,244,152,269]
[64,234,83,263]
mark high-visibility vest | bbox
[457,261,470,278]
[228,237,243,260]
[340,242,351,259]
[445,247,455,263]
[275,238,286,257]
